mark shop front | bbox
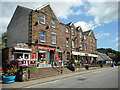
[72,51,98,64]
[35,46,57,67]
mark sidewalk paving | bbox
[2,66,116,88]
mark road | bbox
[25,67,118,88]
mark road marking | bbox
[24,67,117,88]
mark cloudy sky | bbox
[0,0,119,51]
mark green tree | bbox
[0,32,7,53]
[78,55,82,64]
[70,54,75,63]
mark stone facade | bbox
[5,4,98,65]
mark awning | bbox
[72,51,98,57]
[14,47,32,51]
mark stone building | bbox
[3,4,98,67]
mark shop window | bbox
[52,18,55,27]
[14,53,30,59]
[52,34,56,44]
[14,53,23,59]
[41,13,45,24]
[24,54,29,59]
[66,38,69,47]
[72,28,74,35]
[67,52,70,60]
[41,31,45,42]
[66,28,68,33]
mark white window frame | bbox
[80,42,82,50]
[80,31,81,38]
[91,46,92,52]
[52,33,56,44]
[84,35,86,40]
[41,31,45,42]
[66,28,68,33]
[14,52,30,60]
[72,28,74,35]
[41,13,45,24]
[72,40,75,48]
[52,18,55,28]
[84,43,86,50]
[66,38,69,47]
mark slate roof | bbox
[98,53,112,61]
[83,30,92,36]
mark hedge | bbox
[28,66,37,72]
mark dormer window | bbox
[41,13,45,24]
[52,18,55,27]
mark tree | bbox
[0,32,7,53]
[70,54,75,64]
[78,55,82,64]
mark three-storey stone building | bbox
[4,4,98,67]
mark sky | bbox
[0,0,119,51]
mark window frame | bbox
[66,28,68,33]
[52,33,56,44]
[41,31,46,42]
[72,28,74,35]
[52,18,55,28]
[66,38,69,47]
[72,40,75,48]
[41,12,45,24]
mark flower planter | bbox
[3,76,16,83]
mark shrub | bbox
[28,66,37,72]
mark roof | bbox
[98,53,112,61]
[83,30,92,36]
[66,22,73,26]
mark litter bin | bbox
[112,63,114,67]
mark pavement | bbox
[1,66,118,89]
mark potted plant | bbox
[3,60,18,83]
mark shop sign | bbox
[56,55,58,61]
[36,46,56,50]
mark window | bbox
[91,46,93,52]
[84,35,86,40]
[80,42,82,50]
[80,32,81,38]
[41,31,45,42]
[52,34,56,44]
[94,46,96,52]
[93,38,95,43]
[66,38,69,47]
[41,13,45,24]
[67,52,70,60]
[84,43,86,50]
[90,36,92,42]
[66,28,68,33]
[72,40,75,48]
[14,53,30,59]
[52,18,55,27]
[72,28,74,35]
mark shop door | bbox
[50,50,55,63]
